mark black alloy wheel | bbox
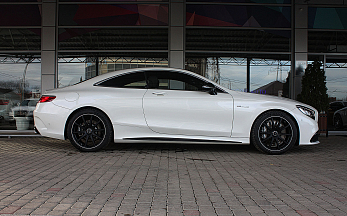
[251,111,297,154]
[67,109,113,152]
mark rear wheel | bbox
[67,109,113,152]
[251,111,298,154]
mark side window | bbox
[330,102,343,111]
[96,72,146,88]
[146,71,207,91]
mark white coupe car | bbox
[34,68,319,154]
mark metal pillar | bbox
[41,0,57,93]
[169,0,185,69]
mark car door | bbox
[142,70,234,137]
[95,71,148,128]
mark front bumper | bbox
[310,131,319,143]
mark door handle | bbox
[152,92,166,96]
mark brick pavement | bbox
[0,136,346,216]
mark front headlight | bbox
[297,105,315,120]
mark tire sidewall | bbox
[67,109,113,152]
[251,111,298,155]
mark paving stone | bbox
[0,136,346,216]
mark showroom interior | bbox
[0,0,347,131]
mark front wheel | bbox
[251,111,298,154]
[67,109,113,152]
[333,114,343,130]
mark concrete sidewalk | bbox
[0,136,346,216]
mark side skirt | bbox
[123,137,243,144]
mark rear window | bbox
[96,72,146,89]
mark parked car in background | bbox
[329,101,347,112]
[333,107,347,129]
[328,101,347,129]
[9,99,39,125]
[35,68,319,155]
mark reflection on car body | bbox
[34,68,319,154]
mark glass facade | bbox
[308,7,347,30]
[59,4,168,26]
[1,0,347,131]
[186,29,291,52]
[0,1,42,130]
[57,54,168,87]
[186,5,291,27]
[0,29,41,51]
[186,55,291,97]
[0,56,41,130]
[0,4,41,26]
[58,28,168,50]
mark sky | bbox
[0,63,41,90]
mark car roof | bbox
[67,67,211,89]
[92,67,201,84]
[46,67,226,94]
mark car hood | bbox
[226,89,316,111]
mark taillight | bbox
[39,95,56,103]
[0,100,9,105]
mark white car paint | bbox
[34,68,319,153]
[143,89,233,137]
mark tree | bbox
[297,60,329,112]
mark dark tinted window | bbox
[330,102,344,111]
[146,71,208,91]
[97,72,146,88]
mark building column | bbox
[169,0,185,69]
[293,1,308,99]
[41,0,57,93]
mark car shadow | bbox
[6,137,319,155]
[104,142,265,154]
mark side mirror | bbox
[202,84,217,95]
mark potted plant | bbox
[297,60,329,135]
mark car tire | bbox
[251,111,298,155]
[67,108,113,152]
[334,114,343,130]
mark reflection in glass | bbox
[0,29,41,51]
[186,57,247,91]
[250,60,290,97]
[0,57,41,130]
[186,29,291,52]
[186,4,291,28]
[0,4,41,26]
[186,56,291,97]
[308,31,347,53]
[326,68,347,101]
[59,4,168,26]
[58,56,168,88]
[58,28,168,51]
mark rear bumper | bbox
[34,126,40,134]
